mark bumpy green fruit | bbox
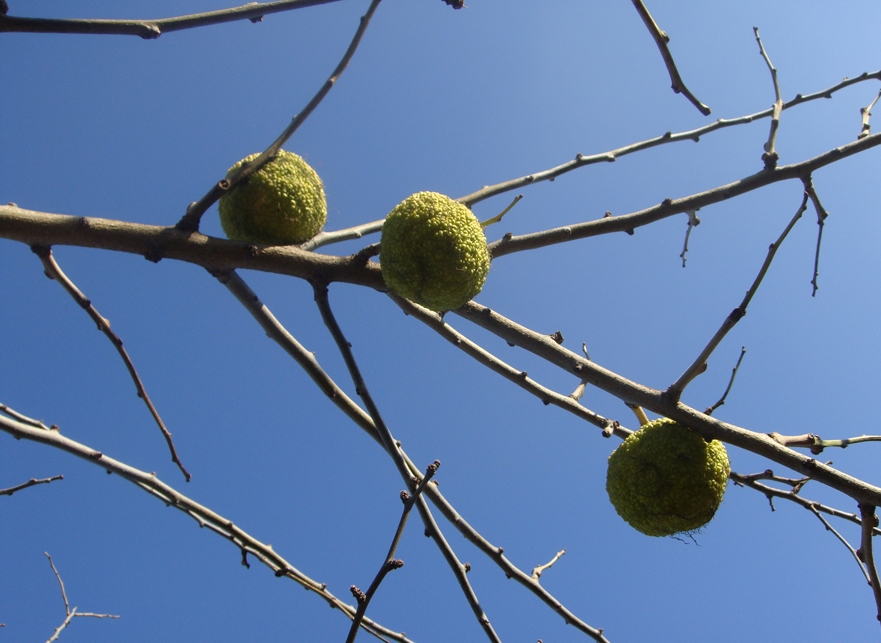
[218,150,326,245]
[606,418,730,537]
[380,191,491,312]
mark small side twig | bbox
[803,176,829,297]
[346,461,441,643]
[859,88,881,139]
[809,506,871,585]
[32,246,190,481]
[767,432,881,455]
[665,191,809,402]
[44,552,119,643]
[705,346,746,415]
[680,209,700,267]
[754,27,784,169]
[531,549,566,582]
[1,475,63,496]
[858,505,881,626]
[176,0,383,232]
[630,0,711,115]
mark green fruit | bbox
[380,191,491,312]
[606,418,730,537]
[218,150,326,245]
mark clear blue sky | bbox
[2,1,881,641]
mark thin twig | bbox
[858,504,881,626]
[767,432,881,455]
[460,71,881,209]
[0,415,413,643]
[665,191,809,402]
[0,0,344,38]
[44,552,119,643]
[679,209,700,267]
[858,88,881,139]
[32,246,190,481]
[630,0,711,115]
[387,293,627,440]
[216,272,611,640]
[808,507,871,585]
[1,475,63,496]
[705,346,746,415]
[754,27,784,169]
[313,282,503,643]
[531,549,566,582]
[731,471,881,535]
[346,461,441,643]
[308,71,881,250]
[176,0,383,232]
[803,176,829,297]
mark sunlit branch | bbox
[313,282,503,643]
[216,273,610,640]
[859,88,881,139]
[858,504,881,627]
[704,347,746,415]
[768,431,881,455]
[32,246,191,481]
[307,73,881,249]
[346,461,440,643]
[176,0,383,232]
[531,549,566,582]
[487,133,881,259]
[387,293,629,440]
[753,27,784,169]
[0,0,345,38]
[459,71,881,208]
[451,300,881,507]
[665,191,808,401]
[0,413,413,643]
[630,0,710,115]
[0,474,63,496]
[43,552,119,643]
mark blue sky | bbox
[2,1,881,641]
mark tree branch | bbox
[630,0,710,115]
[176,0,383,232]
[0,414,414,643]
[0,0,345,38]
[32,246,190,481]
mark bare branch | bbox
[531,549,566,582]
[705,346,746,415]
[346,462,441,643]
[858,88,881,139]
[754,27,784,169]
[218,272,611,640]
[768,431,881,455]
[630,0,711,115]
[679,209,700,267]
[0,0,345,38]
[808,506,872,585]
[452,300,881,508]
[313,282,502,643]
[731,470,881,535]
[665,192,809,401]
[1,475,63,496]
[803,176,830,297]
[33,246,190,481]
[44,552,119,643]
[176,0,383,232]
[0,416,414,643]
[858,505,881,627]
[460,71,881,208]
